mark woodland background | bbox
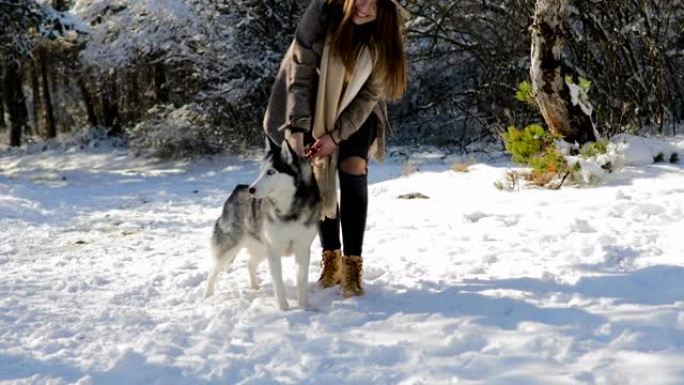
[1,0,683,158]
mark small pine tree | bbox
[579,138,608,158]
[501,76,607,189]
[502,124,576,188]
[515,81,536,106]
[503,123,551,164]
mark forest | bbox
[1,0,683,156]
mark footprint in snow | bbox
[463,211,489,223]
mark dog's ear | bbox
[265,135,279,153]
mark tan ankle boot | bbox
[341,255,364,298]
[318,249,342,287]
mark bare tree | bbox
[530,0,595,144]
[0,1,42,146]
[39,46,57,138]
[0,93,4,130]
[400,0,536,148]
[30,57,43,135]
[567,0,684,135]
[3,61,29,146]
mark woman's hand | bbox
[308,134,338,159]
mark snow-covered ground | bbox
[1,138,684,385]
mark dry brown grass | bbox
[402,162,418,176]
[494,170,521,191]
[451,162,471,173]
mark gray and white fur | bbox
[204,136,321,310]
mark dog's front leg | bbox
[294,244,311,309]
[266,249,289,311]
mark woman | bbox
[263,0,408,297]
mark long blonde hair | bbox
[327,0,408,101]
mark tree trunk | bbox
[101,72,121,135]
[3,61,29,147]
[30,57,43,136]
[153,59,168,103]
[78,70,97,127]
[124,66,142,123]
[0,64,6,130]
[40,48,57,138]
[0,93,5,130]
[530,0,596,144]
[52,0,66,11]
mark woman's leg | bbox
[316,162,369,256]
[318,207,341,251]
[338,156,370,297]
[338,158,368,256]
[336,114,377,256]
[320,115,377,294]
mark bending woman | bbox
[263,0,408,297]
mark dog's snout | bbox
[248,187,256,195]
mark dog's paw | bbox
[203,290,214,299]
[277,301,290,311]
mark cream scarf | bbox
[312,41,374,219]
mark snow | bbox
[566,79,593,118]
[38,2,90,39]
[1,138,684,384]
[607,134,682,167]
[71,0,208,68]
[562,134,683,184]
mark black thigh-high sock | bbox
[339,170,368,256]
[318,207,341,251]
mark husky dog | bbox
[204,136,321,310]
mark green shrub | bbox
[502,123,553,164]
[501,78,603,189]
[502,124,576,188]
[515,81,536,105]
[579,138,608,158]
